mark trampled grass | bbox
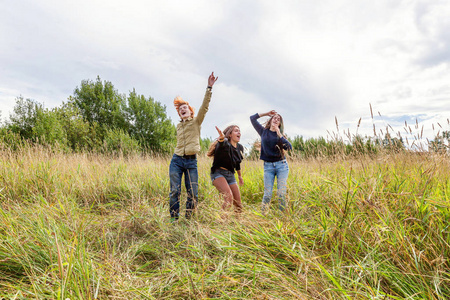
[0,147,449,299]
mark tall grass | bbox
[0,146,449,299]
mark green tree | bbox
[125,89,176,153]
[7,96,43,140]
[6,97,68,149]
[32,107,68,148]
[70,77,176,153]
[0,127,24,151]
[102,128,140,156]
[199,136,213,154]
[56,102,102,151]
[248,139,261,160]
[71,76,127,137]
[429,131,449,153]
[4,77,177,154]
[290,135,305,152]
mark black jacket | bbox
[211,139,244,173]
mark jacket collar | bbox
[181,116,193,122]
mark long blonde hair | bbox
[207,125,238,157]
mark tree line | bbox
[0,77,176,155]
[247,133,405,159]
[0,77,412,157]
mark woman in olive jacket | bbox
[169,72,218,222]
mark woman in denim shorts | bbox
[250,110,292,213]
[207,125,244,212]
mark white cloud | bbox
[1,0,450,147]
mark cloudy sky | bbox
[1,0,450,149]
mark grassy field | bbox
[0,146,449,299]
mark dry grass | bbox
[0,147,449,299]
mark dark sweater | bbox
[250,113,292,162]
[211,138,244,173]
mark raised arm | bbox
[213,126,231,152]
[215,126,225,143]
[196,72,218,125]
[250,110,276,136]
[258,110,277,118]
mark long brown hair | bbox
[264,114,284,134]
[207,125,238,157]
[265,114,288,159]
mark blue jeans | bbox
[169,154,198,219]
[262,160,289,212]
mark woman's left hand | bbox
[208,72,218,87]
[275,126,283,138]
[238,176,244,186]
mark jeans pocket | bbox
[187,159,198,169]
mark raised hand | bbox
[215,126,224,141]
[208,72,218,87]
[267,110,277,117]
[260,110,277,117]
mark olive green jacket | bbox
[174,87,212,156]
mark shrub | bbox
[102,128,140,156]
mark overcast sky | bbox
[1,0,450,149]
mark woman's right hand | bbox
[259,110,277,117]
[215,126,224,141]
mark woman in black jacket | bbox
[207,125,244,213]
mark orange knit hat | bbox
[174,96,195,117]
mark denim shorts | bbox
[210,168,237,185]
